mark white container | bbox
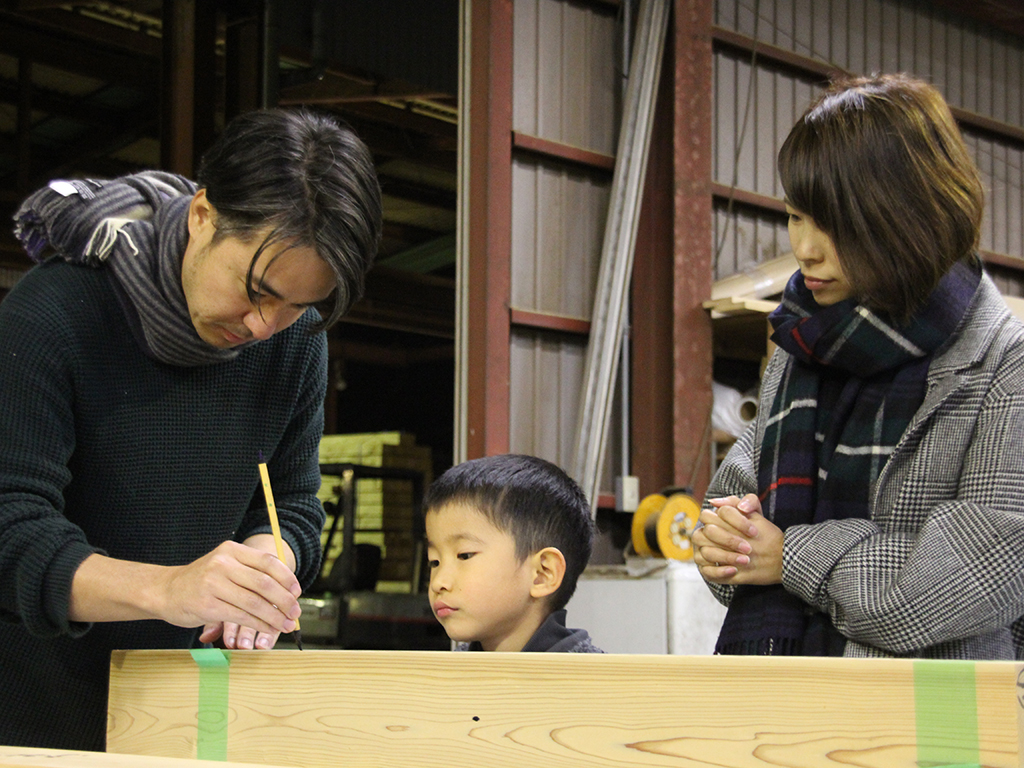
[566,560,728,654]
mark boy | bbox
[423,454,603,653]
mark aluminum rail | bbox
[571,0,669,511]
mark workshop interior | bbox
[1,0,1022,655]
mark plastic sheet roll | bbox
[710,254,796,300]
[712,381,758,439]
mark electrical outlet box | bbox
[615,475,639,513]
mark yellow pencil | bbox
[258,456,303,650]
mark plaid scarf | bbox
[715,261,981,656]
[13,172,249,367]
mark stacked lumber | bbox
[318,432,432,586]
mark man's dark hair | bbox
[196,108,382,331]
[423,454,595,611]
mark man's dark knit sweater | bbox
[0,259,327,750]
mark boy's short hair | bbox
[423,454,594,610]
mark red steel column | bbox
[631,24,676,497]
[673,0,714,500]
[465,0,513,459]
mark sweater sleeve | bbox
[236,322,327,590]
[782,330,1024,655]
[0,272,99,638]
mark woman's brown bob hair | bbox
[778,73,984,321]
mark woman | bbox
[693,73,1024,659]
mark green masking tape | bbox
[190,648,232,761]
[913,660,980,768]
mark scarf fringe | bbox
[83,210,152,264]
[715,637,803,656]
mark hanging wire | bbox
[712,0,762,275]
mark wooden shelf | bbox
[702,295,779,319]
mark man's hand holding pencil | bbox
[66,456,305,650]
[196,534,303,650]
[67,538,302,644]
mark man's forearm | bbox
[67,540,302,633]
[67,553,167,623]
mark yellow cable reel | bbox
[630,493,666,557]
[631,490,702,560]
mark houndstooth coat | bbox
[705,273,1024,659]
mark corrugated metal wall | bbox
[510,159,610,316]
[513,0,619,153]
[508,0,620,478]
[712,0,1024,293]
[509,331,586,466]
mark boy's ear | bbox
[529,547,566,599]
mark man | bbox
[0,109,382,750]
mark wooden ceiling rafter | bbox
[42,114,158,183]
[377,176,457,210]
[0,10,159,86]
[22,6,161,49]
[0,77,149,126]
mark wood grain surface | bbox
[107,649,1023,767]
[0,745,290,767]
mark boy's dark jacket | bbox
[456,609,604,653]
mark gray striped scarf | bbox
[13,171,249,367]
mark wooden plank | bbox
[0,746,288,768]
[703,295,779,317]
[108,649,1023,768]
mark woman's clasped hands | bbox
[692,494,785,586]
